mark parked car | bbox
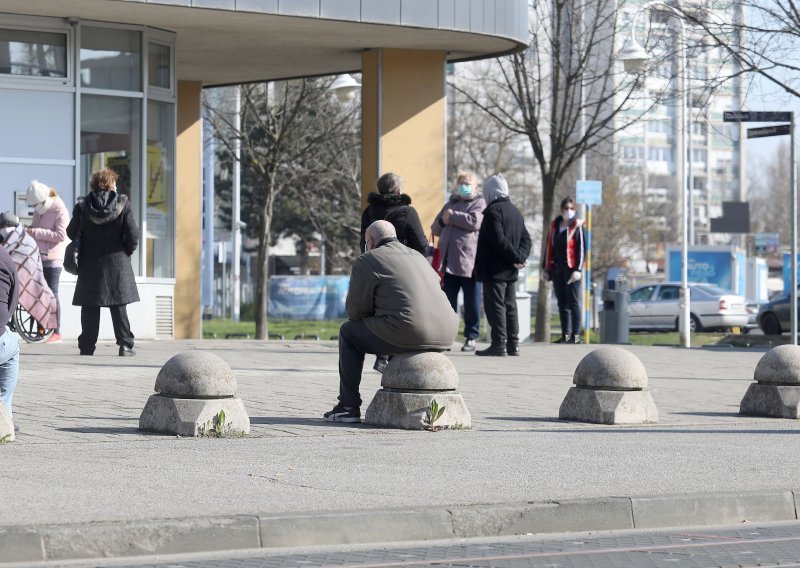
[757,290,799,335]
[627,282,748,332]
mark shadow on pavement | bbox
[56,426,143,435]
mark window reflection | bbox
[0,28,67,77]
[80,95,142,273]
[80,27,141,91]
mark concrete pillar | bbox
[361,49,447,230]
[175,81,202,339]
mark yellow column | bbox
[361,49,447,231]
[174,80,202,339]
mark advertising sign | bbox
[668,250,734,291]
[268,276,349,320]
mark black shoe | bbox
[567,335,581,344]
[79,351,93,356]
[553,336,567,344]
[323,403,361,423]
[507,343,520,356]
[373,355,388,374]
[119,346,135,357]
[461,339,476,352]
[475,344,507,357]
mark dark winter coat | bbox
[475,197,532,282]
[347,238,458,350]
[359,192,427,254]
[67,191,140,307]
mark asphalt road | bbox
[19,522,800,568]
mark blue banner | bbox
[268,276,349,320]
[668,250,735,291]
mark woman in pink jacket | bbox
[25,180,69,343]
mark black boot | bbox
[119,345,135,357]
[475,343,507,357]
[507,342,520,356]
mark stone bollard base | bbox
[740,383,800,418]
[559,388,658,424]
[139,395,251,437]
[0,404,13,442]
[365,390,471,430]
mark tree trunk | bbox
[254,192,274,340]
[534,176,556,342]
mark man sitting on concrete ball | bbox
[324,220,458,423]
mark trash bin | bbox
[600,289,629,344]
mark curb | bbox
[2,489,797,563]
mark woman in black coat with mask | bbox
[67,168,140,356]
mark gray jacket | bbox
[431,194,485,278]
[346,238,458,350]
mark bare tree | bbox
[456,0,669,340]
[204,80,357,339]
[750,141,793,244]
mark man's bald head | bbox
[365,220,397,251]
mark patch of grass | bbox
[0,434,10,444]
[198,409,247,438]
[202,319,346,340]
[545,330,728,347]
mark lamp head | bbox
[329,74,361,103]
[617,37,649,74]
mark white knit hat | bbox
[26,180,50,206]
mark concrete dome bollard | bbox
[364,352,471,430]
[559,347,658,424]
[139,351,250,437]
[740,345,800,418]
[0,405,14,442]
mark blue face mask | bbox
[457,184,473,198]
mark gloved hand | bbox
[540,270,550,283]
[567,271,582,285]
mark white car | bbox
[627,282,748,332]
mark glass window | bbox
[80,27,141,91]
[630,286,655,302]
[80,94,141,274]
[0,28,67,77]
[148,43,170,89]
[146,100,174,278]
[657,286,679,300]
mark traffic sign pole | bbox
[792,114,798,345]
[584,205,592,344]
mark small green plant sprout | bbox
[423,399,446,431]
[198,409,246,438]
[0,433,10,444]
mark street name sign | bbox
[723,111,793,122]
[747,124,792,138]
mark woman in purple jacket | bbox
[432,172,486,352]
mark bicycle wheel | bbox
[12,304,54,343]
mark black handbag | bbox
[63,203,86,276]
[63,239,80,275]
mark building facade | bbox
[0,0,527,339]
[614,1,746,258]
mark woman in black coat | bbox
[67,168,140,357]
[358,172,427,254]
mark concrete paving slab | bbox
[2,339,800,562]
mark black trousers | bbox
[483,280,518,346]
[338,319,440,408]
[442,273,482,340]
[552,264,582,338]
[78,305,134,354]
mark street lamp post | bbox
[617,3,691,348]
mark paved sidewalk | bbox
[3,339,800,562]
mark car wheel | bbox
[690,314,703,333]
[762,313,782,336]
